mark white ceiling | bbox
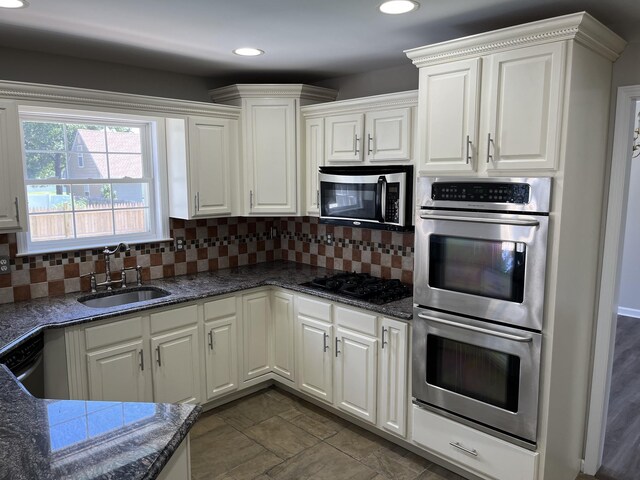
[0,0,638,83]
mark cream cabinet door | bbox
[244,98,297,214]
[188,116,237,217]
[241,291,272,381]
[305,117,324,215]
[365,108,411,162]
[86,339,148,402]
[325,113,364,163]
[0,100,26,231]
[204,314,238,401]
[483,42,565,171]
[335,327,377,424]
[417,58,480,173]
[378,318,408,438]
[297,315,333,403]
[272,291,295,382]
[151,324,201,404]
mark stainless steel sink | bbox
[78,287,170,308]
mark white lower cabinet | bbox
[378,317,408,437]
[296,296,334,403]
[203,297,239,401]
[86,338,148,402]
[241,290,272,382]
[412,406,539,480]
[158,436,191,480]
[334,326,377,424]
[272,291,295,382]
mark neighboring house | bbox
[67,129,144,205]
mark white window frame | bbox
[17,106,170,255]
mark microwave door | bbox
[320,173,382,221]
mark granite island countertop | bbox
[0,365,200,480]
[0,260,413,356]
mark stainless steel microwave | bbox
[318,165,413,231]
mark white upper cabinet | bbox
[413,43,564,174]
[417,59,480,172]
[365,108,412,162]
[483,43,564,171]
[0,100,26,231]
[166,111,240,219]
[304,117,324,215]
[325,113,365,162]
[209,84,338,216]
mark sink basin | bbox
[78,287,170,308]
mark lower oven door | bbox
[412,307,541,445]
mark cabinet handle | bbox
[335,337,341,357]
[194,193,199,215]
[381,326,388,349]
[250,190,254,209]
[466,135,472,165]
[155,346,161,367]
[323,332,329,352]
[367,134,373,155]
[316,189,320,207]
[355,135,360,155]
[449,441,478,457]
[139,349,144,371]
[208,330,215,350]
[14,197,19,223]
[486,133,493,163]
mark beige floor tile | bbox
[326,425,403,461]
[190,424,265,478]
[223,449,283,480]
[189,412,227,439]
[361,447,428,480]
[245,416,321,459]
[267,442,379,480]
[219,389,294,429]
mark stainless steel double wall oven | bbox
[412,177,551,448]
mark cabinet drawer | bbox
[297,296,331,321]
[150,305,198,334]
[84,316,143,350]
[204,296,236,321]
[334,306,377,336]
[412,406,538,480]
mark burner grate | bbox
[304,272,411,305]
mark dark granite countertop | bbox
[0,365,200,480]
[0,260,413,356]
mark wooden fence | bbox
[29,202,147,241]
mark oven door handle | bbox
[417,313,534,343]
[419,213,539,227]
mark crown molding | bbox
[301,90,418,117]
[209,84,338,104]
[405,12,626,68]
[0,80,241,118]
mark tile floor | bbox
[189,386,467,480]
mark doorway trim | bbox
[583,85,640,474]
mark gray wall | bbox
[0,46,213,102]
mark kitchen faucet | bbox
[82,242,142,293]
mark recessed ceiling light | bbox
[0,0,28,8]
[233,48,264,57]
[379,0,419,14]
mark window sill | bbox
[16,238,175,257]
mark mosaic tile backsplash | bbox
[0,216,414,304]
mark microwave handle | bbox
[417,313,534,342]
[419,213,539,227]
[376,176,386,222]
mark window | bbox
[18,107,168,254]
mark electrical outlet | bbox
[326,234,334,246]
[0,255,10,275]
[175,237,185,251]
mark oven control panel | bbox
[431,182,530,204]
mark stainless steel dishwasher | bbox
[1,332,45,397]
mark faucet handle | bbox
[81,272,97,293]
[135,265,143,286]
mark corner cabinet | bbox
[209,84,338,216]
[0,100,27,231]
[166,111,241,219]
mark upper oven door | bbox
[319,172,407,226]
[414,209,548,331]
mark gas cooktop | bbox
[302,272,412,305]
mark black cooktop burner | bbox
[303,272,412,305]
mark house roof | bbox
[74,129,143,179]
